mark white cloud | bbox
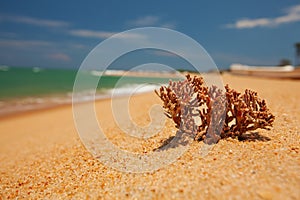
[128,15,160,26]
[126,15,176,29]
[69,29,115,39]
[69,29,147,40]
[275,5,300,24]
[231,18,271,29]
[160,23,176,29]
[47,53,71,62]
[0,39,52,48]
[0,14,69,28]
[225,4,300,29]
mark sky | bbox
[0,0,300,70]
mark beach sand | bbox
[0,74,299,199]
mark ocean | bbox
[0,66,180,115]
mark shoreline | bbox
[0,70,182,117]
[1,71,299,121]
[0,91,154,120]
[0,70,299,119]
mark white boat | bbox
[230,64,300,79]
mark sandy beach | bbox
[0,73,299,199]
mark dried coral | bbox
[155,74,275,144]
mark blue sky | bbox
[0,0,299,70]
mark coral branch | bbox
[155,74,275,144]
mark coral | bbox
[155,74,275,144]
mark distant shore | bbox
[102,69,182,77]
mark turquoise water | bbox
[0,66,177,100]
[0,66,180,115]
[0,67,76,100]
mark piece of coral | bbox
[155,74,275,144]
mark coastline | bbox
[0,68,181,117]
[0,73,299,199]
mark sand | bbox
[0,73,299,199]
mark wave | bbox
[0,83,163,116]
[109,83,161,96]
[72,83,163,102]
[0,65,9,71]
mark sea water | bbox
[0,66,180,115]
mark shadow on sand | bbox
[154,131,271,151]
[238,132,271,142]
